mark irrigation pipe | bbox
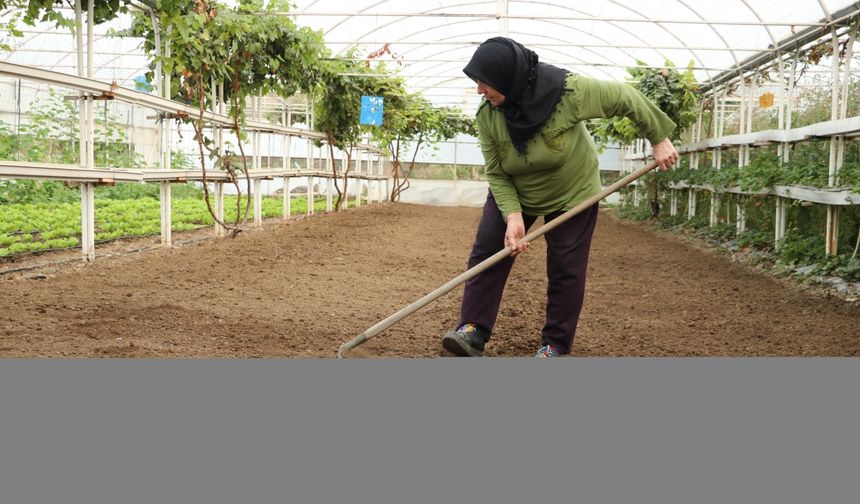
[337,160,660,357]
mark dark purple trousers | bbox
[458,191,599,354]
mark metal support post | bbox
[160,181,172,246]
[307,176,314,215]
[670,189,678,217]
[735,84,747,234]
[710,193,719,227]
[688,190,697,220]
[253,178,263,227]
[774,197,787,250]
[826,29,844,256]
[285,134,292,171]
[214,182,225,237]
[283,176,291,219]
[81,182,95,262]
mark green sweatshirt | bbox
[477,73,676,219]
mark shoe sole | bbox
[442,332,483,357]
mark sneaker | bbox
[442,323,487,357]
[534,345,561,358]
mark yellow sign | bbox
[759,92,775,108]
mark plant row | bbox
[0,193,329,257]
[616,187,860,282]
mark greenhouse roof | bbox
[1,1,859,111]
[290,0,860,108]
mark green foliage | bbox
[616,200,652,221]
[834,258,860,282]
[381,98,475,199]
[656,213,686,229]
[0,180,78,205]
[740,151,781,191]
[666,140,860,194]
[0,0,130,40]
[0,179,204,205]
[313,52,398,152]
[127,0,333,228]
[737,229,773,251]
[776,229,826,265]
[705,222,735,241]
[684,215,708,230]
[0,89,153,168]
[0,89,79,163]
[592,60,700,148]
[0,192,328,257]
[131,0,327,111]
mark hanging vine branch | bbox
[128,0,327,235]
[590,59,701,218]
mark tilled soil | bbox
[1,203,858,357]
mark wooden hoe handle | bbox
[337,160,660,358]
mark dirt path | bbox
[1,203,858,357]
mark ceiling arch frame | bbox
[310,0,715,83]
[326,0,694,88]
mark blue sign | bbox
[133,75,153,93]
[360,96,384,126]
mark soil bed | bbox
[1,203,857,357]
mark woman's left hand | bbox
[652,138,679,171]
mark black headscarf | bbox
[463,37,569,154]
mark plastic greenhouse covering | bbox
[0,1,857,108]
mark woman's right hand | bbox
[505,212,528,256]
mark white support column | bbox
[254,95,262,170]
[735,84,747,234]
[366,151,374,205]
[160,182,172,246]
[252,178,263,227]
[670,189,678,217]
[352,151,361,208]
[86,100,95,169]
[161,117,171,170]
[86,0,95,170]
[783,55,797,165]
[307,176,314,215]
[826,29,844,256]
[709,193,719,228]
[218,84,225,158]
[736,204,747,234]
[385,169,390,203]
[160,25,172,171]
[707,91,722,227]
[283,176,291,219]
[326,177,333,212]
[688,190,697,220]
[214,182,225,237]
[384,155,391,202]
[268,130,273,169]
[75,2,87,169]
[285,134,292,171]
[775,197,787,250]
[80,182,95,262]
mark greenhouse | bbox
[0,1,858,358]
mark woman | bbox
[442,37,679,357]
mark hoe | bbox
[337,160,660,358]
